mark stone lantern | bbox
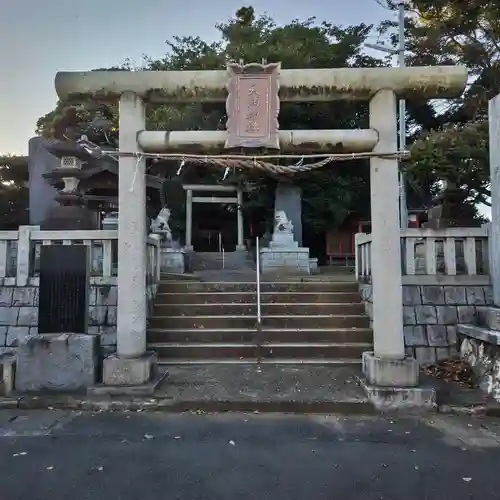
[41,141,98,230]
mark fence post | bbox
[16,226,38,286]
[354,233,362,281]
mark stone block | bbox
[436,347,453,361]
[402,286,421,306]
[0,307,18,326]
[160,248,186,274]
[362,351,419,387]
[484,286,493,305]
[92,285,118,307]
[88,306,107,326]
[0,288,13,307]
[421,286,444,305]
[15,333,99,392]
[107,306,117,325]
[12,287,37,306]
[103,352,157,386]
[466,287,486,305]
[426,325,448,347]
[435,306,458,325]
[458,306,476,324]
[100,326,117,346]
[415,305,437,324]
[360,378,436,411]
[6,326,30,347]
[403,306,416,325]
[403,325,426,346]
[17,307,38,326]
[0,326,7,346]
[415,347,436,366]
[447,326,458,346]
[444,286,467,305]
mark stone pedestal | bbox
[102,352,157,386]
[160,247,186,274]
[16,334,99,392]
[260,232,311,275]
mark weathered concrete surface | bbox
[15,334,99,392]
[138,129,379,154]
[154,365,370,412]
[55,66,467,102]
[0,411,500,499]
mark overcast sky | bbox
[0,0,393,155]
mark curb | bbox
[1,394,498,416]
[10,397,377,414]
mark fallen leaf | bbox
[144,433,154,440]
[462,477,472,482]
[229,440,236,446]
[46,466,54,471]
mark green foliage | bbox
[0,156,29,229]
[376,0,499,212]
[36,7,385,232]
[405,121,490,205]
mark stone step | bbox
[154,291,362,305]
[147,327,373,344]
[475,307,500,330]
[157,281,359,294]
[156,358,362,365]
[153,302,365,316]
[457,323,500,345]
[189,252,255,271]
[149,342,371,360]
[149,314,369,330]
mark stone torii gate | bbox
[55,65,467,389]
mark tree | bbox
[404,121,490,206]
[36,7,387,240]
[377,0,499,212]
[0,155,29,229]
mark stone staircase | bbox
[147,278,372,365]
[189,251,255,271]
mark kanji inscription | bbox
[225,62,280,149]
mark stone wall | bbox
[459,330,500,402]
[0,280,118,353]
[359,283,493,366]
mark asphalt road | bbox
[0,410,499,499]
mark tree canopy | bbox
[0,155,29,229]
[378,0,499,209]
[36,6,385,233]
[4,2,499,231]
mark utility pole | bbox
[397,2,408,229]
[365,1,408,229]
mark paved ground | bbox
[0,411,499,499]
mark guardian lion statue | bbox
[274,210,293,234]
[150,207,173,242]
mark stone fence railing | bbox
[0,226,161,289]
[355,227,490,285]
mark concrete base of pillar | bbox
[102,351,157,386]
[362,351,419,387]
[88,369,167,397]
[361,352,435,410]
[359,376,436,411]
[236,245,245,251]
